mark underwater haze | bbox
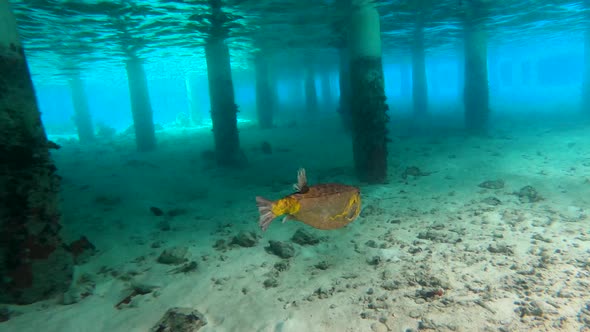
[1,0,590,331]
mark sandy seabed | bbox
[2,115,590,332]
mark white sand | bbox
[2,114,589,332]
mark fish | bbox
[255,168,361,231]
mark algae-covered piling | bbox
[463,5,489,132]
[348,2,389,183]
[255,54,274,129]
[304,65,318,114]
[68,74,95,143]
[0,1,73,304]
[412,20,428,118]
[125,57,157,151]
[204,0,244,167]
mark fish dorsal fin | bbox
[293,168,309,193]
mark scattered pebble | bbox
[402,166,432,179]
[291,228,320,245]
[263,278,279,289]
[150,307,207,332]
[265,241,295,259]
[367,256,382,266]
[478,179,505,189]
[230,231,258,247]
[168,261,198,274]
[370,322,388,332]
[482,196,502,206]
[66,236,97,265]
[488,244,514,255]
[515,185,543,203]
[150,206,164,216]
[213,239,227,251]
[314,261,330,270]
[157,247,189,265]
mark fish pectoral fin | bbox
[282,215,294,223]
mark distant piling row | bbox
[34,0,497,181]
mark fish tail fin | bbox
[256,196,276,232]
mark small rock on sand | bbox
[478,179,505,189]
[266,241,295,259]
[150,206,164,216]
[291,228,320,245]
[371,322,388,332]
[150,307,207,332]
[230,231,258,247]
[157,247,188,265]
[515,185,543,203]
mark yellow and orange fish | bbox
[256,168,361,231]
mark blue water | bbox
[3,0,590,331]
